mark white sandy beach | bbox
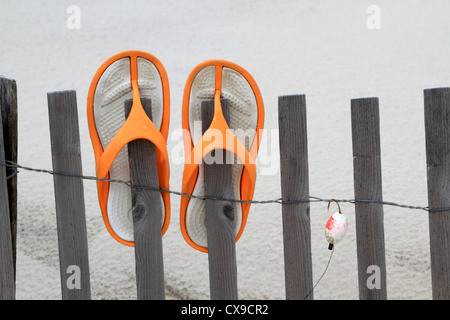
[1,0,449,299]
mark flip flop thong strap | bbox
[95,111,169,181]
[182,128,257,196]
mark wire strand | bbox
[0,160,446,212]
[6,167,18,180]
[304,246,334,300]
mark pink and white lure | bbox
[325,200,348,250]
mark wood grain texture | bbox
[0,110,15,300]
[202,98,238,300]
[424,87,450,300]
[278,94,313,300]
[0,77,17,278]
[351,97,387,300]
[47,90,91,300]
[125,98,165,300]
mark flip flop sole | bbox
[88,51,170,245]
[181,60,263,251]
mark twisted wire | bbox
[1,160,443,212]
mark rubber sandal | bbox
[180,60,264,252]
[87,50,170,246]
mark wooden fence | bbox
[0,75,449,300]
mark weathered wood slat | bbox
[424,87,450,300]
[0,109,15,300]
[47,90,91,300]
[125,98,165,300]
[351,97,387,300]
[202,98,238,300]
[278,94,313,300]
[0,77,18,278]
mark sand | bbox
[1,0,449,299]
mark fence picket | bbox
[47,90,91,300]
[202,98,238,300]
[424,87,450,300]
[351,97,387,299]
[0,76,18,278]
[0,109,15,300]
[124,98,165,300]
[278,94,313,300]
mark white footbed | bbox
[186,66,258,248]
[93,57,165,242]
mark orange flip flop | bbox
[180,60,264,252]
[87,50,170,246]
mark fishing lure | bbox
[325,199,348,250]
